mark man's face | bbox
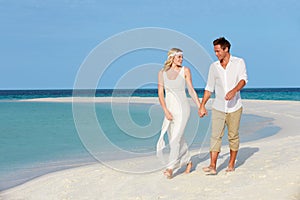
[214,44,228,61]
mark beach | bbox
[1,99,299,200]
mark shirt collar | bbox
[216,55,232,67]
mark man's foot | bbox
[202,166,217,175]
[225,167,235,172]
[202,166,213,172]
[163,169,173,179]
[184,162,192,174]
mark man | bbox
[199,37,248,175]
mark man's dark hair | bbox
[213,37,231,52]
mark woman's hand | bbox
[164,110,173,121]
[198,104,208,118]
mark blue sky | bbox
[0,0,299,89]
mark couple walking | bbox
[156,37,248,178]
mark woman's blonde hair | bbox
[163,48,183,71]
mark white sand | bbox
[18,96,160,104]
[1,99,300,200]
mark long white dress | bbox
[156,67,191,172]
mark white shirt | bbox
[205,55,248,113]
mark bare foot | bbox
[163,169,173,179]
[184,162,192,174]
[225,167,235,172]
[202,166,217,175]
[202,166,213,172]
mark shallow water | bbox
[0,101,280,191]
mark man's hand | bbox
[198,105,208,118]
[225,89,237,100]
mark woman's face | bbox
[172,53,183,66]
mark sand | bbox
[1,99,299,200]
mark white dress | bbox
[156,67,191,172]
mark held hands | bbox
[198,105,208,118]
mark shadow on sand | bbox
[173,147,259,177]
[169,112,281,178]
[217,147,259,172]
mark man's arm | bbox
[225,79,246,100]
[225,58,247,100]
[199,90,211,117]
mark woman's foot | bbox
[184,161,192,174]
[163,169,173,179]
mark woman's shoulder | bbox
[182,66,191,78]
[183,66,191,73]
[158,69,165,76]
[158,68,164,73]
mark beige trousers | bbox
[210,107,243,152]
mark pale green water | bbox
[0,100,280,191]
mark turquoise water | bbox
[0,102,94,191]
[0,88,296,191]
[1,88,300,100]
[0,94,283,191]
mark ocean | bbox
[0,88,299,191]
[1,88,300,100]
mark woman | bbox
[157,48,201,179]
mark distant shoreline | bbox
[1,87,300,90]
[15,97,300,104]
[0,88,299,101]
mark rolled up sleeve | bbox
[238,59,248,84]
[205,64,215,92]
